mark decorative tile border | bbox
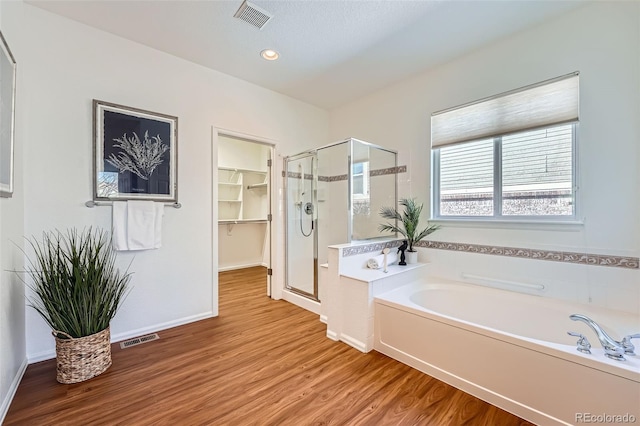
[286,172,315,180]
[415,240,639,269]
[370,165,407,177]
[319,174,348,182]
[341,238,639,269]
[342,240,403,257]
[289,165,407,182]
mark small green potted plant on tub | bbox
[379,198,439,264]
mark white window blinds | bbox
[431,72,579,148]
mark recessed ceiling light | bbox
[261,49,279,61]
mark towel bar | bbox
[85,200,182,209]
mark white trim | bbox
[27,312,214,363]
[340,334,368,353]
[429,217,584,231]
[218,262,265,272]
[282,290,320,315]
[214,127,278,146]
[326,330,339,341]
[0,358,28,424]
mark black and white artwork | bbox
[93,100,178,202]
[0,31,16,198]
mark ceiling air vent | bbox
[233,0,273,30]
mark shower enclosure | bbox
[284,138,397,301]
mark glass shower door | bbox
[285,153,318,300]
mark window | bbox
[431,73,579,221]
[438,138,494,216]
[352,161,369,198]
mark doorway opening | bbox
[215,130,274,296]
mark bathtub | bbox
[374,278,640,426]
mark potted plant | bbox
[23,228,131,383]
[379,198,439,264]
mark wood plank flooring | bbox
[5,267,533,425]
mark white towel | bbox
[112,201,129,251]
[112,201,165,251]
[367,252,398,269]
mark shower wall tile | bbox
[317,165,407,182]
[342,238,639,271]
[341,240,404,257]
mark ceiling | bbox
[27,0,586,109]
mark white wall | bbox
[218,135,270,172]
[218,223,268,271]
[7,2,328,362]
[329,2,640,313]
[0,1,27,421]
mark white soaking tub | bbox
[374,278,640,426]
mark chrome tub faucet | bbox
[569,314,639,361]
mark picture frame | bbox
[0,31,16,198]
[93,100,178,202]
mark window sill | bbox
[429,217,585,231]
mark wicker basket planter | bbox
[54,327,112,384]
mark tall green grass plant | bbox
[24,228,131,338]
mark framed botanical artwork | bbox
[0,31,16,198]
[93,100,178,202]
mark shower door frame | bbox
[283,139,398,302]
[348,138,399,242]
[283,151,319,301]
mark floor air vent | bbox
[120,333,159,349]
[233,0,273,30]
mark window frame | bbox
[352,161,370,200]
[432,123,580,224]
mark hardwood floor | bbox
[5,267,533,425]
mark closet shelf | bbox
[219,166,267,175]
[218,167,267,221]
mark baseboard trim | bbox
[0,358,28,424]
[218,262,264,272]
[340,334,368,353]
[27,312,215,363]
[326,330,339,341]
[27,349,56,364]
[111,312,214,343]
[282,290,320,315]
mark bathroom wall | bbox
[329,2,640,313]
[0,1,26,420]
[7,1,328,362]
[218,135,271,172]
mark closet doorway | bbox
[216,130,273,296]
